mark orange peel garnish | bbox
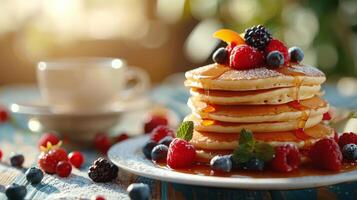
[213,29,245,44]
[40,140,63,152]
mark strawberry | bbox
[309,138,342,171]
[229,44,264,70]
[38,148,68,174]
[339,132,357,149]
[150,126,175,143]
[270,145,300,172]
[167,138,196,169]
[38,133,60,149]
[265,39,289,64]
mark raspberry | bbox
[338,132,357,148]
[56,161,72,177]
[270,145,300,172]
[225,42,237,55]
[115,133,129,143]
[244,25,272,50]
[92,196,106,200]
[265,39,289,64]
[144,115,168,134]
[0,107,9,123]
[38,133,60,149]
[38,148,68,174]
[94,133,112,154]
[167,138,196,169]
[309,138,342,171]
[150,125,175,143]
[68,151,84,168]
[229,45,264,70]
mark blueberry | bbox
[266,51,284,68]
[5,183,27,200]
[289,46,304,63]
[158,136,174,147]
[228,155,247,170]
[151,145,168,162]
[25,167,44,184]
[212,47,228,64]
[142,140,157,159]
[210,155,232,172]
[342,144,357,161]
[127,183,150,200]
[245,158,265,171]
[10,153,24,168]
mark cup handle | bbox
[120,66,150,99]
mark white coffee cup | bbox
[36,57,150,113]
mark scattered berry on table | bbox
[38,133,60,149]
[92,195,106,200]
[338,132,357,148]
[150,125,175,143]
[342,144,357,161]
[212,47,229,64]
[230,44,264,70]
[0,106,9,123]
[266,51,284,68]
[38,147,68,174]
[5,183,27,200]
[0,149,2,161]
[151,144,168,162]
[127,183,150,200]
[10,153,25,168]
[25,167,44,184]
[167,138,196,169]
[309,138,342,171]
[68,151,84,168]
[210,155,232,172]
[94,133,112,154]
[142,140,158,159]
[244,25,272,50]
[265,39,289,64]
[270,145,300,172]
[56,161,72,177]
[289,46,304,63]
[144,115,168,134]
[158,136,174,147]
[115,133,129,143]
[88,157,119,183]
[245,158,265,171]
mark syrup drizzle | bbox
[198,65,231,80]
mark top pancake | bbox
[185,63,326,91]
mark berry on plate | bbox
[88,157,118,183]
[265,39,289,64]
[342,144,357,161]
[142,140,158,159]
[270,145,300,172]
[309,138,342,171]
[151,144,168,162]
[56,161,72,177]
[144,115,168,134]
[68,151,84,168]
[94,133,112,154]
[212,47,229,64]
[25,167,44,184]
[229,44,264,70]
[150,125,175,143]
[38,147,68,174]
[226,41,237,55]
[266,51,284,68]
[244,25,272,50]
[289,46,304,63]
[38,133,60,149]
[245,158,265,171]
[10,153,25,168]
[158,136,174,147]
[5,183,27,200]
[323,111,332,121]
[338,132,357,148]
[127,183,151,200]
[210,155,232,172]
[213,29,245,44]
[167,138,196,169]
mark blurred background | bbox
[0,0,356,87]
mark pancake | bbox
[185,64,326,91]
[190,85,321,105]
[185,114,323,133]
[190,123,334,150]
[188,96,329,123]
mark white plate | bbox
[108,135,357,190]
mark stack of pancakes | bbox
[184,63,333,162]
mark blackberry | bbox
[88,157,119,183]
[244,25,272,50]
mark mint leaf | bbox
[232,143,254,163]
[239,129,254,145]
[176,121,194,141]
[255,143,275,162]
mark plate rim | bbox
[108,135,357,190]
